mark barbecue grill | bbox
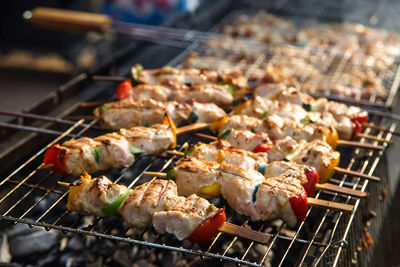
[0,0,399,266]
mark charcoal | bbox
[66,235,85,251]
[7,225,59,258]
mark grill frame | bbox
[0,1,398,266]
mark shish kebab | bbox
[165,139,367,198]
[235,86,369,140]
[61,173,227,243]
[113,64,249,106]
[145,156,353,227]
[104,65,387,143]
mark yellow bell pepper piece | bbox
[198,182,221,198]
[325,127,339,149]
[233,100,250,114]
[163,112,177,149]
[319,151,340,183]
[216,150,224,164]
[209,117,228,133]
[67,172,91,211]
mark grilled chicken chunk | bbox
[218,165,265,221]
[174,158,220,198]
[254,176,303,227]
[189,140,269,170]
[152,194,219,240]
[95,98,226,129]
[119,179,178,229]
[225,129,272,152]
[292,140,336,175]
[67,175,129,217]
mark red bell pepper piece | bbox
[43,145,70,175]
[351,111,369,124]
[289,190,308,222]
[252,142,272,153]
[116,80,133,100]
[352,121,363,139]
[188,208,226,243]
[303,167,319,196]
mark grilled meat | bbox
[95,98,226,129]
[44,124,175,176]
[67,175,222,241]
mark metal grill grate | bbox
[0,109,395,266]
[177,9,400,109]
[0,3,398,266]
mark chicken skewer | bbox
[43,113,177,176]
[60,172,290,244]
[166,139,367,198]
[114,64,249,106]
[254,85,399,138]
[192,129,380,183]
[234,95,365,140]
[94,98,226,129]
[60,173,224,242]
[144,162,354,227]
[90,95,382,151]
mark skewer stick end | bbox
[307,198,354,212]
[218,222,270,244]
[58,181,70,187]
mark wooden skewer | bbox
[40,163,54,170]
[176,123,209,135]
[307,198,353,212]
[218,222,271,244]
[164,151,367,198]
[356,133,395,144]
[144,171,354,212]
[78,101,107,108]
[334,167,380,182]
[56,179,272,243]
[315,183,367,198]
[194,132,218,140]
[63,115,96,121]
[363,122,400,137]
[58,181,70,187]
[92,75,128,82]
[336,140,384,150]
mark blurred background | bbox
[0,0,200,115]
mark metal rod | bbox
[0,109,104,131]
[0,122,77,138]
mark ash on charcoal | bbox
[0,232,11,263]
[7,224,59,258]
